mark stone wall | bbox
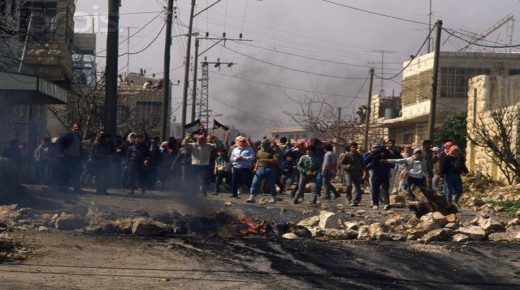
[466,75,520,183]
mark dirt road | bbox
[1,186,519,289]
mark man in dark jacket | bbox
[363,143,392,209]
[56,123,83,193]
[126,134,149,194]
[341,142,364,206]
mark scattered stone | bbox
[319,211,339,229]
[38,226,48,232]
[355,210,366,216]
[132,218,170,236]
[390,234,406,241]
[384,218,400,227]
[431,212,448,227]
[478,217,505,235]
[457,226,486,241]
[515,232,520,241]
[422,229,453,243]
[114,218,133,234]
[290,225,312,238]
[160,278,170,282]
[488,231,516,242]
[446,214,458,223]
[282,232,298,240]
[357,226,371,240]
[444,223,458,230]
[344,222,359,231]
[224,202,232,206]
[54,213,86,230]
[515,210,520,218]
[390,195,406,205]
[506,218,520,227]
[452,234,470,243]
[297,215,320,228]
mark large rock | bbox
[431,212,448,227]
[422,229,453,243]
[114,218,133,234]
[319,211,339,229]
[297,215,320,228]
[357,226,371,240]
[131,218,170,236]
[478,217,505,235]
[0,204,20,226]
[457,226,486,241]
[389,195,406,205]
[488,231,517,242]
[54,213,86,230]
[446,214,458,223]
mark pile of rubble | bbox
[0,205,32,261]
[461,183,520,212]
[288,210,520,243]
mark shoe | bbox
[333,193,341,199]
[310,197,318,206]
[322,195,331,200]
[246,196,256,203]
[268,197,276,203]
[293,195,300,204]
[212,192,219,195]
[276,197,284,201]
[352,202,359,207]
[372,205,379,210]
[383,204,391,210]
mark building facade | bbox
[381,51,520,146]
[466,74,520,183]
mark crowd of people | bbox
[2,123,469,209]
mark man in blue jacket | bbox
[363,143,393,209]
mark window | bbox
[19,1,57,42]
[440,67,490,98]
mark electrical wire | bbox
[317,0,428,26]
[215,41,367,80]
[374,25,435,81]
[97,22,166,58]
[210,70,365,99]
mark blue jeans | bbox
[231,167,251,196]
[250,167,277,197]
[344,171,363,203]
[444,173,463,203]
[369,170,390,206]
[296,173,318,198]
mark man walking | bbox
[341,142,364,206]
[247,139,279,203]
[321,143,340,200]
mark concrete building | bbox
[0,0,73,153]
[381,51,520,146]
[466,74,520,183]
[265,127,310,142]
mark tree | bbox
[434,112,467,152]
[467,107,520,185]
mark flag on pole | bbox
[212,119,229,131]
[184,119,203,133]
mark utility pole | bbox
[428,20,442,141]
[191,38,199,122]
[180,0,196,139]
[104,0,120,138]
[125,26,137,76]
[427,0,432,53]
[336,107,342,153]
[363,68,375,150]
[161,0,174,140]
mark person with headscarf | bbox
[440,145,468,206]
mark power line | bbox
[75,11,164,17]
[97,22,166,58]
[317,0,428,26]
[374,25,435,81]
[216,42,367,80]
[210,70,364,99]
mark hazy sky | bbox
[74,0,520,137]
